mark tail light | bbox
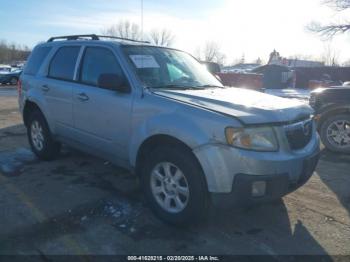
[17,79,22,96]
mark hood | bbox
[153,88,313,125]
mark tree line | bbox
[1,3,349,68]
[102,20,176,47]
[0,40,31,64]
[104,15,350,68]
[102,20,227,65]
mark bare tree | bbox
[102,20,142,40]
[308,22,350,38]
[324,0,350,10]
[308,0,350,38]
[255,57,262,65]
[196,41,226,65]
[149,29,175,47]
[203,42,218,62]
[239,53,245,64]
[193,47,202,61]
[229,56,243,66]
[0,40,31,64]
[320,42,340,66]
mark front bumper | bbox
[211,152,320,208]
[193,126,320,207]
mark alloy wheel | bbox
[31,120,45,151]
[326,120,350,148]
[150,162,190,213]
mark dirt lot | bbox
[0,87,349,259]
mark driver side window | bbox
[79,47,125,89]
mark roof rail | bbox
[47,34,150,44]
[96,35,150,44]
[47,34,99,42]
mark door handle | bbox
[77,93,89,101]
[41,85,50,92]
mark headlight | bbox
[225,126,278,151]
[309,94,316,108]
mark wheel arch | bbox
[135,134,203,178]
[135,134,191,173]
[318,106,350,130]
[23,100,44,127]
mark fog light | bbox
[252,181,266,197]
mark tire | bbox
[320,113,350,154]
[140,145,209,226]
[27,110,61,160]
[9,77,18,85]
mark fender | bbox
[318,103,350,124]
[24,87,56,134]
[128,111,212,167]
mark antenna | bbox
[141,0,144,42]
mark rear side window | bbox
[80,47,125,87]
[23,46,52,75]
[48,46,80,81]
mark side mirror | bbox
[98,74,130,93]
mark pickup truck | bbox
[310,87,350,153]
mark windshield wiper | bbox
[197,84,224,89]
[151,85,205,90]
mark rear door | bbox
[45,46,82,137]
[20,45,52,111]
[72,45,133,162]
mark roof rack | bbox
[47,34,150,44]
[97,35,150,44]
[47,34,99,42]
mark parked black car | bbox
[310,87,350,153]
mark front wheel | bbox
[27,110,61,160]
[9,77,18,85]
[141,146,209,225]
[320,114,350,153]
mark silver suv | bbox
[19,34,320,225]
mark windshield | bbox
[0,67,11,72]
[122,46,223,89]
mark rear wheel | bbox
[141,146,209,225]
[320,114,350,153]
[27,110,61,160]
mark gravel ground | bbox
[0,90,349,259]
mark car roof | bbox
[34,34,191,57]
[36,38,184,54]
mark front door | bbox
[72,46,133,162]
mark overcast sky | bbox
[0,0,349,63]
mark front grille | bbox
[285,119,313,150]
